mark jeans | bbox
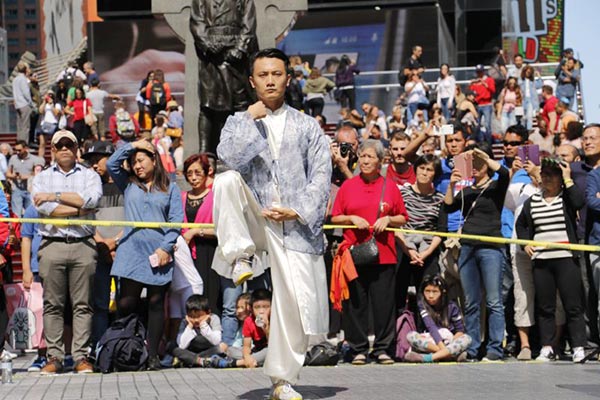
[11,186,31,217]
[458,244,505,358]
[440,97,451,121]
[220,272,271,346]
[477,104,493,143]
[501,110,517,133]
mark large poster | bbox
[40,0,87,59]
[502,0,564,63]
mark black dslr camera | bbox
[339,142,353,158]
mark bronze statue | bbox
[190,0,258,153]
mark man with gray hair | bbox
[12,62,33,143]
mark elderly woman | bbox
[331,139,408,365]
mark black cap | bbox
[82,141,115,160]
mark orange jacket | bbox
[330,241,358,312]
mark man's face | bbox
[249,57,290,104]
[446,132,466,156]
[389,139,409,166]
[583,127,600,158]
[337,129,358,153]
[566,59,575,70]
[52,139,77,165]
[556,145,579,163]
[503,132,523,159]
[88,154,109,178]
[14,145,28,159]
[414,46,423,57]
[361,103,371,114]
[514,56,523,68]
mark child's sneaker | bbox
[536,346,555,362]
[232,257,253,286]
[271,382,303,400]
[27,356,47,372]
[1,349,18,360]
[209,354,233,368]
[572,346,586,363]
[160,354,174,368]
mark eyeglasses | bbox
[503,140,522,147]
[54,141,76,150]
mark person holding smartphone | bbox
[106,139,183,370]
[443,143,510,361]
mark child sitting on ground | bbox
[167,294,223,367]
[242,289,272,368]
[404,275,472,363]
[221,293,252,367]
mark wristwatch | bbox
[55,192,62,203]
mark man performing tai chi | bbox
[213,48,332,400]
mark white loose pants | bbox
[213,171,328,384]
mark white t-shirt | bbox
[86,89,109,114]
[42,103,62,124]
[406,81,427,104]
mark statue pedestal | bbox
[151,0,307,158]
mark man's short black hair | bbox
[90,78,100,87]
[451,122,468,140]
[249,48,290,75]
[505,124,529,142]
[250,288,272,306]
[185,294,210,314]
[15,140,28,148]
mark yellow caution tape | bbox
[1,218,599,253]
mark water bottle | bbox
[2,352,12,384]
[255,314,265,328]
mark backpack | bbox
[395,309,417,360]
[95,314,148,373]
[304,341,340,366]
[115,109,136,140]
[7,293,36,350]
[149,81,166,106]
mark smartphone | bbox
[518,144,540,166]
[149,254,160,268]
[454,152,473,180]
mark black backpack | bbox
[149,81,166,106]
[95,314,148,373]
[304,341,340,366]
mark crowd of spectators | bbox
[0,43,597,378]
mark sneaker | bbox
[160,354,174,368]
[536,346,555,362]
[40,357,64,375]
[74,358,94,374]
[232,257,253,286]
[147,355,161,371]
[271,382,303,400]
[403,351,424,363]
[209,354,233,368]
[482,352,503,362]
[517,347,532,361]
[464,353,479,363]
[1,349,18,360]
[63,354,74,371]
[27,356,48,372]
[572,347,586,363]
[456,351,468,362]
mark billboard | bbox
[502,0,564,63]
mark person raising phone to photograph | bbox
[443,142,510,361]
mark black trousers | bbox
[343,263,396,356]
[167,336,220,367]
[339,89,355,110]
[306,98,325,117]
[396,249,439,313]
[533,257,586,348]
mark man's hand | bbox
[330,142,350,169]
[33,192,56,206]
[155,248,171,267]
[262,206,298,222]
[248,101,268,120]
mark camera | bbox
[339,142,353,158]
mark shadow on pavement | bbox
[237,385,348,399]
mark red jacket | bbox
[469,75,496,106]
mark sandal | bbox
[377,354,394,365]
[351,354,367,365]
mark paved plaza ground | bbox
[0,355,598,399]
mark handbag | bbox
[83,100,97,126]
[166,127,183,138]
[349,176,387,266]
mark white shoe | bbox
[1,349,18,360]
[232,257,253,286]
[572,346,585,363]
[271,382,303,400]
[536,346,555,362]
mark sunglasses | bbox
[503,140,522,147]
[54,141,76,150]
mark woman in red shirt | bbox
[331,139,408,365]
[64,87,92,144]
[145,69,172,123]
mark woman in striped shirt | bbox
[516,157,586,363]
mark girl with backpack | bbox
[404,275,472,363]
[145,69,172,124]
